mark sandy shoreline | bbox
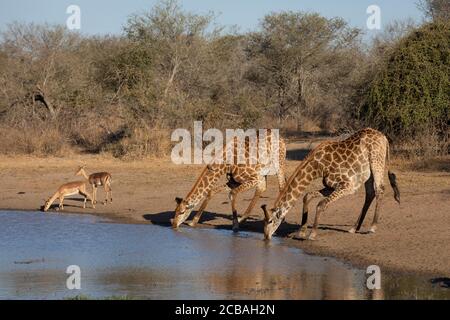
[1,151,449,278]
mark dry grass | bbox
[393,155,450,172]
[0,123,173,159]
[102,126,172,159]
[0,125,69,156]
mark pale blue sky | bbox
[0,0,424,36]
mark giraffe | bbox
[261,128,400,241]
[171,130,287,232]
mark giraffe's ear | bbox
[175,197,183,205]
[206,165,213,171]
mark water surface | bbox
[0,211,448,300]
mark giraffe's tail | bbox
[386,142,400,204]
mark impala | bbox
[43,181,95,212]
[75,166,112,205]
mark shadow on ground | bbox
[40,197,92,212]
[143,210,353,240]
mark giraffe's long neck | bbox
[185,165,227,206]
[273,162,319,220]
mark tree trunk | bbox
[34,86,56,119]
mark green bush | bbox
[358,22,450,140]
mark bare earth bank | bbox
[0,148,449,277]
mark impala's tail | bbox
[386,143,400,204]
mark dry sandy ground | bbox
[0,143,449,277]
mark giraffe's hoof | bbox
[308,233,317,241]
[293,234,306,241]
[237,218,245,224]
[348,228,356,234]
[369,226,377,233]
[187,221,197,227]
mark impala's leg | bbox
[309,184,354,241]
[298,188,332,239]
[103,184,108,205]
[238,177,267,224]
[369,169,385,233]
[108,183,112,203]
[59,196,64,210]
[349,176,375,234]
[82,190,95,209]
[91,190,96,209]
[78,191,88,209]
[229,179,259,232]
[92,185,97,205]
[188,184,228,227]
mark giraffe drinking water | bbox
[172,130,287,232]
[261,128,400,241]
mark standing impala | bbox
[75,166,112,205]
[43,181,95,212]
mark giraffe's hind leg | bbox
[309,183,355,241]
[369,170,385,233]
[237,177,267,224]
[349,175,375,234]
[277,161,287,191]
[229,179,259,232]
[367,145,387,233]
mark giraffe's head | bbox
[171,197,195,228]
[261,205,281,240]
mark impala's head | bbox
[75,165,86,177]
[171,197,195,229]
[43,198,52,212]
[261,205,281,240]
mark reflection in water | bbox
[0,211,448,300]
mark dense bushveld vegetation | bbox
[0,0,448,158]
